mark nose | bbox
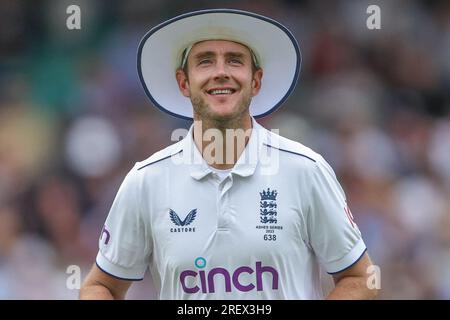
[213,59,230,82]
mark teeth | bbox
[209,89,233,95]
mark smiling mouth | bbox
[206,88,236,95]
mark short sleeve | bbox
[306,157,366,274]
[96,164,151,280]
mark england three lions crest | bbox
[260,188,278,224]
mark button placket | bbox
[217,174,233,230]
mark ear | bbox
[176,69,190,97]
[251,68,263,97]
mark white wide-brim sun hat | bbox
[137,9,301,120]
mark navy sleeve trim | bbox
[137,149,183,170]
[95,262,144,281]
[327,248,368,275]
[263,143,316,162]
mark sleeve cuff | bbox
[325,239,367,274]
[95,251,146,281]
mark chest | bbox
[147,174,310,265]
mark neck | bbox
[193,113,253,170]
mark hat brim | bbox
[137,9,301,120]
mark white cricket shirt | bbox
[96,117,367,299]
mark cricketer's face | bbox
[176,40,263,122]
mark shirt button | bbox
[217,217,229,230]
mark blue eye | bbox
[199,59,212,65]
[229,59,242,64]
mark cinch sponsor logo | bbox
[100,226,110,245]
[180,257,279,294]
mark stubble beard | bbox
[190,91,252,131]
[190,89,254,168]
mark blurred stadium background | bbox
[1,0,449,299]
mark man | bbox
[80,9,378,300]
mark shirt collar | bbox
[182,117,268,180]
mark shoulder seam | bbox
[137,149,183,170]
[263,143,316,163]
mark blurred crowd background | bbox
[0,0,449,299]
